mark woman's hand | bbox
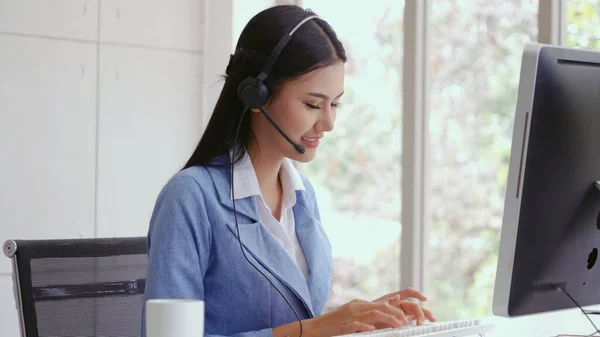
[373,294,436,326]
[372,288,436,326]
[276,291,436,337]
[372,287,427,303]
[304,298,412,337]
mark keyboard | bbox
[336,319,494,337]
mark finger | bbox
[399,288,428,301]
[422,307,436,322]
[377,302,410,325]
[386,294,402,304]
[348,299,409,325]
[340,322,376,334]
[400,302,426,325]
[357,309,405,329]
[404,308,435,323]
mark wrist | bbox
[273,318,319,337]
[302,317,319,337]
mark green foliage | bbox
[426,0,537,320]
[566,0,600,49]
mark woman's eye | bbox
[305,102,341,109]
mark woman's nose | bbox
[317,107,335,132]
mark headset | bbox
[230,14,319,337]
[235,15,320,155]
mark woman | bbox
[142,5,436,337]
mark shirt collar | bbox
[230,152,305,202]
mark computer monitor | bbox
[493,43,600,317]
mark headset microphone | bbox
[254,106,305,154]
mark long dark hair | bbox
[182,5,347,170]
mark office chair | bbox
[3,237,147,337]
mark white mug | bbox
[146,299,205,337]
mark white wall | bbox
[0,0,237,335]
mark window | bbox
[427,0,538,320]
[566,0,600,49]
[298,0,405,312]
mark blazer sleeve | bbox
[141,173,274,337]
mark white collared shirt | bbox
[231,153,310,280]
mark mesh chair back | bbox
[3,237,147,337]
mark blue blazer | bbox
[141,155,333,337]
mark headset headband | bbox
[256,15,319,83]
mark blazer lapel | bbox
[224,220,316,318]
[294,190,332,315]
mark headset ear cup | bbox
[237,77,269,107]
